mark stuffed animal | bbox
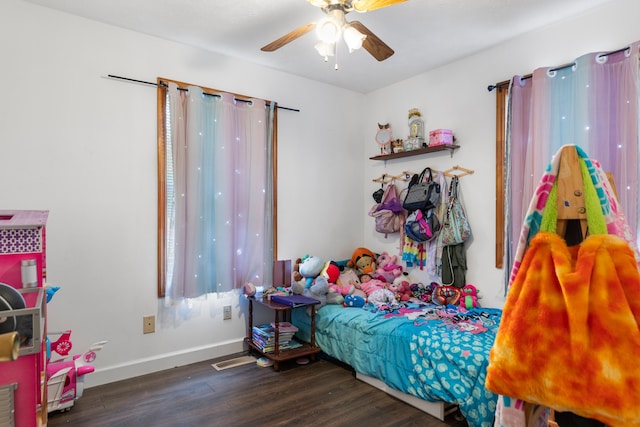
[333,269,367,298]
[459,284,480,310]
[291,275,328,308]
[242,282,256,297]
[346,247,377,276]
[392,280,412,302]
[343,294,366,308]
[321,261,341,284]
[329,281,355,296]
[293,255,325,289]
[374,251,403,282]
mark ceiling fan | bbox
[261,0,407,62]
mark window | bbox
[157,78,277,299]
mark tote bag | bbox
[368,183,406,237]
[402,167,440,212]
[441,176,471,246]
[486,167,640,426]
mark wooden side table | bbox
[245,296,321,371]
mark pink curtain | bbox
[165,83,274,300]
[504,41,640,283]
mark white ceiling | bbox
[23,0,615,93]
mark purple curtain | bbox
[165,84,275,300]
[504,41,640,285]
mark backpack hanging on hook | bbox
[369,182,406,237]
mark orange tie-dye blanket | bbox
[486,232,640,426]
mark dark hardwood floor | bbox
[48,353,470,427]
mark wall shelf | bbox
[370,145,459,161]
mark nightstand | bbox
[245,296,321,371]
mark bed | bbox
[292,301,502,427]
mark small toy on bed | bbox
[292,275,328,308]
[374,251,403,282]
[346,247,377,276]
[334,269,367,298]
[459,284,480,310]
[293,255,325,289]
[330,268,357,296]
[321,261,341,284]
[344,294,366,307]
[392,280,412,302]
[409,282,435,303]
[432,284,462,306]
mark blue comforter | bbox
[292,303,502,427]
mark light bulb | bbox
[316,16,341,43]
[343,24,366,52]
[315,41,335,61]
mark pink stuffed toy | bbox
[459,284,480,310]
[374,251,403,283]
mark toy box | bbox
[428,129,454,146]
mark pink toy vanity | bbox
[0,210,48,426]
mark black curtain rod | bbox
[106,74,300,112]
[487,46,632,92]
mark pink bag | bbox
[369,183,406,237]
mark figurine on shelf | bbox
[391,139,404,153]
[405,108,425,151]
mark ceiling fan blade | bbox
[352,0,407,13]
[350,21,394,61]
[261,22,316,52]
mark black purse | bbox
[402,167,440,212]
[372,187,384,203]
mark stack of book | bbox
[252,322,301,353]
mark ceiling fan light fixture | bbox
[316,16,342,44]
[307,0,329,7]
[314,41,335,62]
[343,24,366,52]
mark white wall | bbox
[1,0,364,386]
[363,0,640,309]
[2,0,639,388]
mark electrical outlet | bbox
[223,305,232,320]
[143,315,155,334]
